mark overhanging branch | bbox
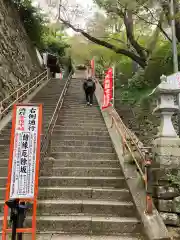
[59,17,147,68]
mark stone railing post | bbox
[47,67,51,80]
[151,73,180,227]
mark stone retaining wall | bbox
[0,0,42,101]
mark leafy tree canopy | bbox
[11,0,70,57]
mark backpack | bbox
[86,80,94,88]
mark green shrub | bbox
[128,69,147,89]
[11,0,45,48]
[144,42,173,87]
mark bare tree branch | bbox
[135,12,172,41]
[103,2,148,58]
[59,17,147,68]
[110,1,171,42]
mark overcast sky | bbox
[33,0,95,35]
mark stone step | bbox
[57,116,102,121]
[32,94,62,97]
[60,110,102,114]
[34,96,63,99]
[56,119,105,124]
[0,233,144,240]
[61,105,99,109]
[44,159,120,168]
[50,152,117,160]
[32,102,60,105]
[0,187,130,201]
[42,187,131,201]
[42,111,61,114]
[35,200,134,217]
[54,123,105,127]
[51,146,114,153]
[27,215,141,234]
[40,167,122,177]
[52,130,109,136]
[57,119,104,123]
[0,177,8,186]
[57,115,102,120]
[0,159,120,168]
[51,140,113,147]
[0,215,141,234]
[62,102,93,105]
[0,168,7,177]
[38,176,126,188]
[0,150,114,157]
[32,97,61,100]
[0,153,9,158]
[51,135,111,141]
[61,104,100,107]
[0,140,9,145]
[47,200,134,217]
[0,159,8,167]
[0,199,136,218]
[53,126,107,131]
[0,135,111,143]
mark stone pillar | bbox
[47,67,51,79]
[151,74,180,226]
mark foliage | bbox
[11,0,70,57]
[62,0,176,67]
[128,69,147,89]
[123,41,176,103]
[68,35,91,64]
[167,170,180,190]
[144,42,173,87]
[42,28,70,56]
[12,0,46,48]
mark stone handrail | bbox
[0,70,48,120]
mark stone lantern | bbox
[152,74,180,138]
[151,73,180,227]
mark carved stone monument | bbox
[151,73,180,226]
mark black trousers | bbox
[85,90,93,104]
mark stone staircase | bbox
[0,78,66,234]
[0,76,146,239]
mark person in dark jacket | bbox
[83,77,96,106]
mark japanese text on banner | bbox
[10,106,39,199]
[102,68,113,110]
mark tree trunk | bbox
[123,10,147,60]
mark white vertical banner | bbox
[10,105,41,199]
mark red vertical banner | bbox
[91,59,95,77]
[2,104,42,240]
[102,68,113,110]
